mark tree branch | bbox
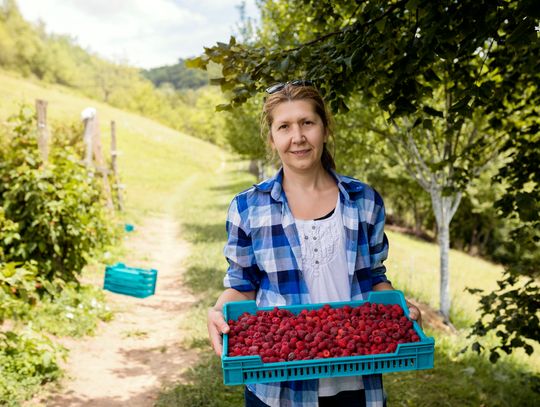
[449,191,463,220]
[280,0,409,54]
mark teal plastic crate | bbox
[222,290,434,385]
[124,223,135,232]
[103,263,157,298]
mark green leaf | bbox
[216,104,233,112]
[423,69,441,82]
[375,19,385,33]
[422,105,444,118]
[516,192,538,222]
[422,119,433,130]
[489,350,500,363]
[489,117,502,130]
[465,287,483,294]
[185,56,208,69]
[449,96,471,113]
[393,97,416,116]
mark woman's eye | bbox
[278,124,288,130]
[303,121,313,126]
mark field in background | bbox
[0,69,224,219]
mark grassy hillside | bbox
[0,69,225,219]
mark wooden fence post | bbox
[110,120,124,211]
[35,99,50,163]
[81,107,96,168]
[81,107,114,210]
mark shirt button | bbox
[313,236,317,240]
[314,248,318,252]
[304,235,308,240]
[312,225,316,230]
[315,260,319,264]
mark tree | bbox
[466,102,539,362]
[223,97,268,179]
[189,0,539,324]
[142,59,209,90]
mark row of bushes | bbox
[0,107,117,404]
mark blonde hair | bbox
[260,83,336,170]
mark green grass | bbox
[385,229,504,326]
[2,70,538,406]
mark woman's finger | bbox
[407,304,422,327]
[208,309,230,357]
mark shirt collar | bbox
[253,167,364,203]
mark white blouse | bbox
[295,195,364,396]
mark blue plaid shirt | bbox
[224,168,389,407]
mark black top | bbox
[314,208,335,221]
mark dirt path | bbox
[31,215,198,407]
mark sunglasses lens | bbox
[291,80,314,87]
[265,80,314,94]
[265,83,285,94]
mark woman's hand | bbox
[207,307,230,357]
[406,301,422,327]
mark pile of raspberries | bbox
[227,302,420,363]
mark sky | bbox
[16,0,259,69]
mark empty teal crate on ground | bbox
[222,290,435,385]
[103,263,157,298]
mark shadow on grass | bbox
[156,351,243,407]
[210,179,255,193]
[206,202,231,212]
[183,264,227,297]
[182,222,226,243]
[157,345,540,407]
[384,344,540,406]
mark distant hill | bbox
[142,59,209,90]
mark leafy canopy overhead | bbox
[190,0,539,120]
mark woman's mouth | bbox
[290,149,311,157]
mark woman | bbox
[208,81,421,407]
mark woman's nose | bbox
[291,125,305,143]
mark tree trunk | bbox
[430,189,462,322]
[437,216,451,321]
[248,159,259,179]
[258,159,266,181]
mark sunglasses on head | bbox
[265,80,315,94]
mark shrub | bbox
[0,329,64,405]
[0,106,115,284]
[31,281,113,337]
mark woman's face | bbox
[269,99,327,174]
